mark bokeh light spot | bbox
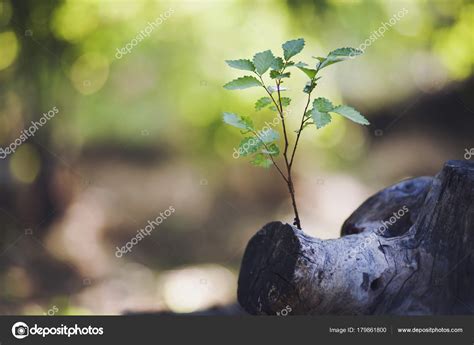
[51,1,98,42]
[9,144,41,184]
[70,53,109,95]
[0,31,18,71]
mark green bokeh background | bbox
[0,0,472,315]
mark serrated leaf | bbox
[313,97,334,112]
[272,57,284,70]
[257,128,279,143]
[251,153,272,168]
[223,76,261,90]
[261,143,280,156]
[282,38,305,61]
[222,112,254,130]
[311,97,334,129]
[255,97,272,111]
[253,50,275,75]
[280,97,291,107]
[225,59,255,72]
[329,47,363,58]
[238,137,263,156]
[297,66,317,79]
[311,110,332,129]
[270,70,291,79]
[318,47,362,69]
[331,105,369,125]
[240,116,255,130]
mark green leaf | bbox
[251,153,272,168]
[240,116,255,130]
[255,97,272,111]
[331,105,369,125]
[253,50,275,75]
[222,112,254,130]
[257,128,279,143]
[313,97,334,112]
[317,47,362,69]
[312,110,332,129]
[223,76,261,90]
[225,59,255,72]
[270,70,291,79]
[329,47,363,58]
[238,137,263,156]
[282,38,305,61]
[280,97,291,107]
[297,66,317,79]
[311,98,334,129]
[269,97,290,110]
[271,57,284,70]
[261,143,280,156]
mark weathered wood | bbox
[340,176,432,237]
[237,160,474,315]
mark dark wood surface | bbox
[238,160,474,315]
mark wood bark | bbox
[237,160,474,315]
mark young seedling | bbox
[223,38,369,229]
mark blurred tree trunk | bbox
[4,0,68,232]
[0,1,79,306]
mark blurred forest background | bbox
[0,0,472,315]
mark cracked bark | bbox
[237,160,474,315]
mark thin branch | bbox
[257,74,292,172]
[276,79,290,164]
[289,66,321,168]
[250,130,288,183]
[257,75,284,120]
[289,91,312,168]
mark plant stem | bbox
[289,91,312,169]
[276,79,302,229]
[276,80,290,161]
[251,130,288,183]
[258,74,302,229]
[290,67,320,169]
[287,171,301,229]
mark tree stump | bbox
[237,160,474,315]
